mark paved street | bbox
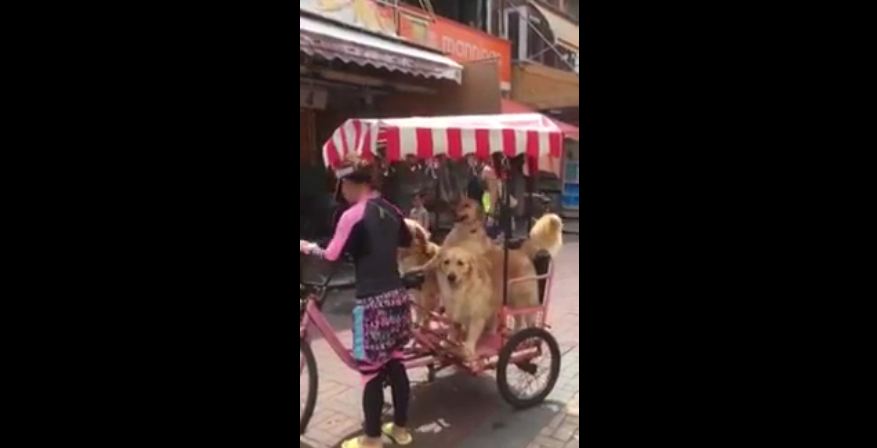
[301,240,580,448]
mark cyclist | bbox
[300,155,415,448]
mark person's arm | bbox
[308,202,366,261]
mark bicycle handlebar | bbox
[300,254,338,290]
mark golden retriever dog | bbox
[398,219,441,325]
[444,197,563,260]
[440,197,492,255]
[415,201,564,359]
[433,246,499,359]
[483,244,541,331]
[432,244,543,359]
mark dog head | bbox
[399,219,438,270]
[522,213,564,259]
[454,197,483,226]
[537,213,563,236]
[405,219,431,247]
[437,247,478,287]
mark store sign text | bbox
[396,8,512,90]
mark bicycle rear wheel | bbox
[300,339,318,435]
[497,328,561,409]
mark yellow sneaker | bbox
[341,436,382,448]
[381,423,413,446]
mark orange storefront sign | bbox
[395,8,512,90]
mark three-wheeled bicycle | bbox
[300,114,565,435]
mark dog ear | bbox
[426,243,439,258]
[414,226,429,248]
[418,248,443,272]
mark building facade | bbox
[298,1,581,236]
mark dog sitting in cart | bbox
[401,176,563,361]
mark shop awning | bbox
[511,62,579,110]
[300,15,463,84]
[501,99,579,141]
[530,1,579,52]
[501,99,576,177]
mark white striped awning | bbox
[300,14,463,83]
[322,114,563,172]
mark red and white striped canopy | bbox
[322,114,564,169]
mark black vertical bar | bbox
[502,157,511,306]
[526,167,535,235]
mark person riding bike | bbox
[299,155,415,448]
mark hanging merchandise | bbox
[409,158,437,205]
[426,158,439,180]
[448,159,469,203]
[436,156,458,204]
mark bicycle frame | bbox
[301,298,359,370]
[299,178,558,377]
[301,291,550,378]
[300,290,444,373]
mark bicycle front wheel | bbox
[300,339,318,435]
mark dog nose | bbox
[447,273,457,283]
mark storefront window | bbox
[431,0,482,29]
[566,0,579,20]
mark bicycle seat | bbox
[506,238,527,250]
[525,192,552,204]
[300,279,325,288]
[402,271,426,289]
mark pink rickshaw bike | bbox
[300,114,565,435]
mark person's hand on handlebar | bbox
[300,240,319,255]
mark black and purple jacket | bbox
[313,193,412,298]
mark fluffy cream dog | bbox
[522,213,564,259]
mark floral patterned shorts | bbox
[352,288,412,372]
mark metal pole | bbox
[498,0,505,36]
[526,168,535,234]
[486,0,493,34]
[501,157,511,306]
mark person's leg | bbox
[348,301,384,447]
[361,372,385,444]
[386,360,410,427]
[382,360,413,444]
[343,373,384,448]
